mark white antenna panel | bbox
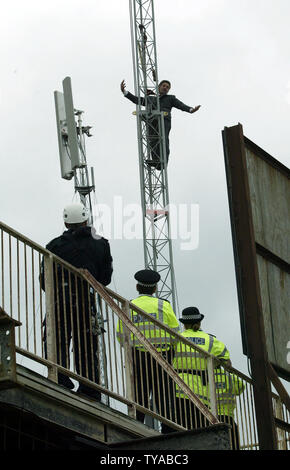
[54,90,74,180]
[63,77,83,170]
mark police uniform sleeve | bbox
[97,238,113,286]
[163,300,180,332]
[116,318,124,345]
[211,336,230,362]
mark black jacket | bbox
[125,91,192,121]
[41,226,113,289]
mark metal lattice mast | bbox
[129,0,177,312]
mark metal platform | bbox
[0,364,159,449]
[0,364,231,450]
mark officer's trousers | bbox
[175,397,209,430]
[218,415,240,450]
[175,398,240,450]
[44,281,100,399]
[132,348,175,433]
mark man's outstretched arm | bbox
[189,105,201,113]
[120,79,146,106]
[172,95,201,114]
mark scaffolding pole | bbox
[129,0,177,312]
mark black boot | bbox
[77,384,101,401]
[58,373,75,390]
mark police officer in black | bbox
[42,203,113,399]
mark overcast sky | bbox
[1,0,289,379]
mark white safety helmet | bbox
[63,203,89,224]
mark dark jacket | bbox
[125,91,192,122]
[41,226,113,289]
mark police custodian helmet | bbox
[179,307,204,324]
[134,269,160,287]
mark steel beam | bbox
[129,0,177,311]
[222,123,278,450]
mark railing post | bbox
[44,254,57,383]
[274,397,287,450]
[207,357,218,418]
[0,308,21,387]
[122,300,136,419]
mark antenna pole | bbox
[74,109,95,226]
[54,77,95,226]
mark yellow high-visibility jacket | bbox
[175,371,209,404]
[214,368,245,417]
[173,329,230,372]
[175,367,244,418]
[116,295,179,352]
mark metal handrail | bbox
[0,220,289,449]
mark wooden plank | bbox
[245,147,290,263]
[222,123,278,450]
[244,143,290,378]
[256,256,290,375]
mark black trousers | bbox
[44,282,99,397]
[175,398,240,450]
[175,397,209,430]
[218,415,240,450]
[133,348,176,433]
[148,118,171,164]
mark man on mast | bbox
[121,79,201,169]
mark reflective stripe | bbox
[175,351,205,359]
[117,331,174,347]
[208,335,214,353]
[148,336,174,342]
[218,346,228,358]
[218,399,236,405]
[135,346,171,352]
[176,391,209,401]
[215,372,227,378]
[137,324,176,335]
[135,337,171,345]
[134,324,155,330]
[217,393,235,399]
[158,298,164,322]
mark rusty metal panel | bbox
[244,140,290,380]
[222,124,278,450]
[222,125,290,381]
[257,255,290,376]
[245,145,289,262]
